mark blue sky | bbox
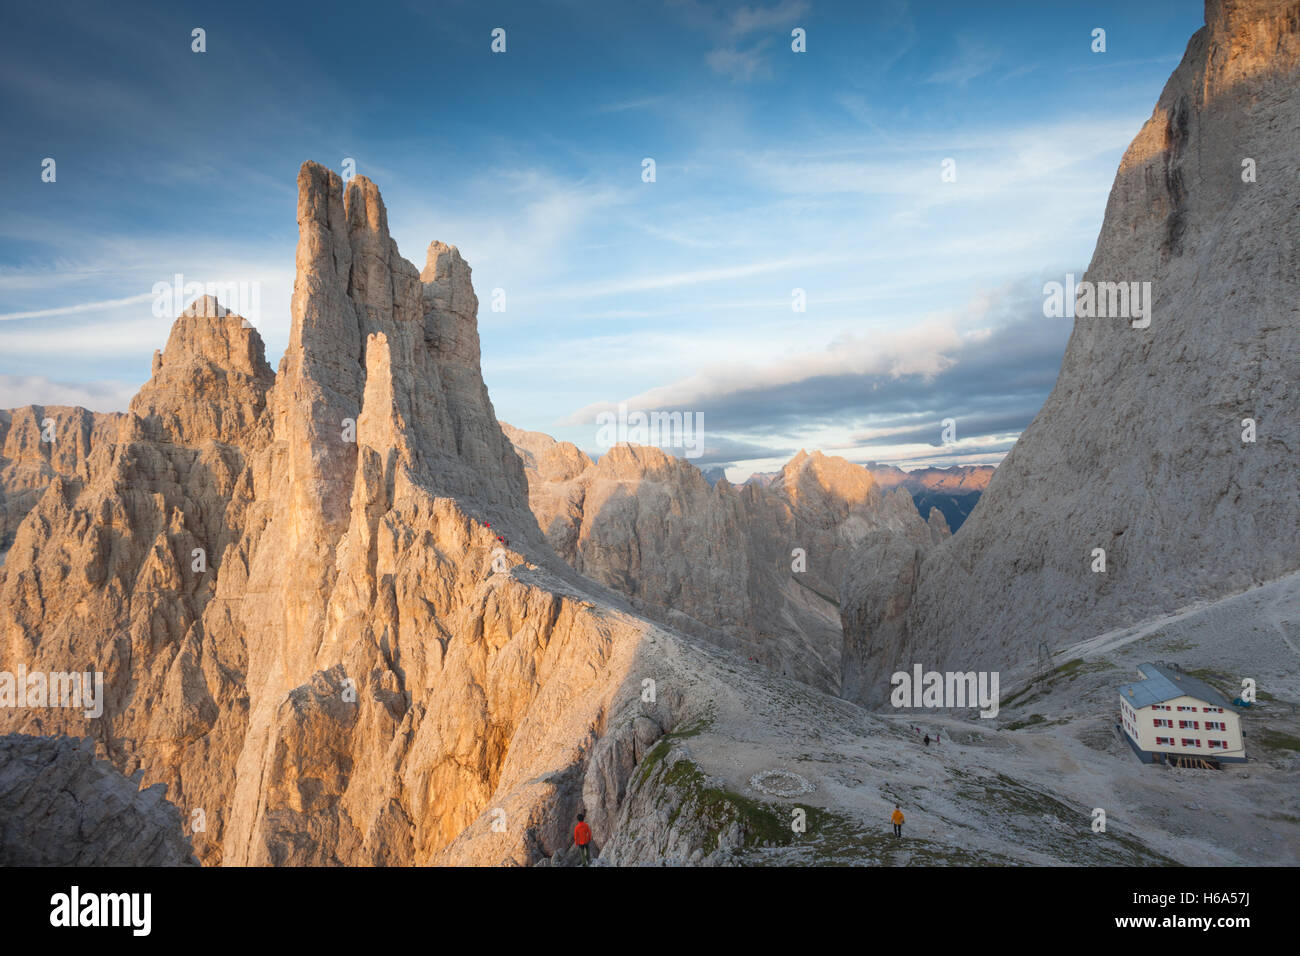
[0,0,1206,477]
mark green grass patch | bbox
[1002,658,1115,711]
[647,752,1018,865]
[1000,685,1044,710]
[1253,729,1300,753]
[945,769,1179,866]
[1184,668,1233,691]
[642,750,818,851]
[1005,714,1047,731]
[1054,658,1116,682]
[632,714,714,788]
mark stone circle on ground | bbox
[748,769,816,797]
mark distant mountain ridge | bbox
[699,461,995,531]
[503,427,951,692]
[863,462,995,531]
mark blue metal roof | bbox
[1118,663,1235,710]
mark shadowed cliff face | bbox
[0,161,684,866]
[842,0,1300,708]
[0,733,198,866]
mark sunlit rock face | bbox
[0,161,685,866]
[841,0,1300,707]
[0,405,122,560]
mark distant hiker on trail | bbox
[891,805,904,838]
[574,812,592,866]
[923,733,930,747]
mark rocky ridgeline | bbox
[865,462,994,532]
[865,464,994,496]
[0,162,716,866]
[842,0,1300,707]
[505,424,947,692]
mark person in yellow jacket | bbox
[891,805,904,838]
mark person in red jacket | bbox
[574,812,593,866]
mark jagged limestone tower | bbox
[0,163,676,866]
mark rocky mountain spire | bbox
[0,161,678,867]
[128,296,273,447]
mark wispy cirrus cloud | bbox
[539,253,842,302]
[728,1,811,37]
[0,292,153,322]
[925,36,1002,85]
[706,43,776,82]
[702,0,809,82]
[592,95,667,113]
